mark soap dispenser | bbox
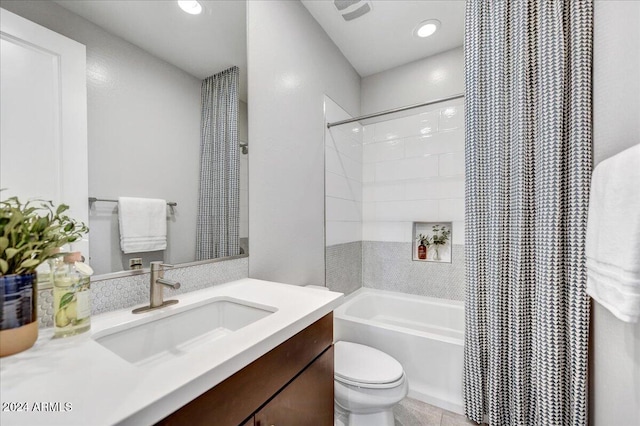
[52,252,93,337]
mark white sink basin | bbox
[93,297,276,365]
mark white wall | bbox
[248,0,360,285]
[591,1,640,424]
[361,47,464,115]
[2,1,201,275]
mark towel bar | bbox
[88,197,177,207]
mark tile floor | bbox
[393,397,476,426]
[336,397,476,426]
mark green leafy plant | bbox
[431,224,451,247]
[0,196,88,275]
[416,233,432,246]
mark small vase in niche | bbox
[432,246,441,261]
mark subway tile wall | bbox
[362,100,465,244]
[325,98,363,247]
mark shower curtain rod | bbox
[326,93,465,129]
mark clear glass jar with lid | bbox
[52,252,93,337]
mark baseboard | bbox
[407,387,464,415]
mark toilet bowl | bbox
[334,341,408,426]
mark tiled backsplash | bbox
[326,241,362,295]
[325,240,465,300]
[363,242,465,300]
[37,256,249,328]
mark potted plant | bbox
[0,196,87,357]
[430,224,451,261]
[416,233,432,260]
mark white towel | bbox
[586,144,640,322]
[118,197,167,254]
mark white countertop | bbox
[0,278,343,426]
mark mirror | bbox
[1,0,248,277]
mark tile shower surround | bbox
[37,256,248,328]
[326,101,465,299]
[361,101,465,243]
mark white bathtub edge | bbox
[335,288,465,346]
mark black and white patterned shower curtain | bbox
[196,66,240,260]
[463,1,592,425]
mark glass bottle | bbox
[418,242,427,260]
[53,252,92,337]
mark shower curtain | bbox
[196,66,240,260]
[463,1,592,425]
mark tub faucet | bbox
[132,261,181,314]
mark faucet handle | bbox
[156,278,181,289]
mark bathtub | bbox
[333,288,465,414]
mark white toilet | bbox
[334,341,408,426]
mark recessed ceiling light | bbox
[178,0,202,15]
[414,19,441,38]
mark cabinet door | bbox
[255,346,334,426]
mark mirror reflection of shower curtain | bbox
[196,66,240,260]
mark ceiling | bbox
[54,1,248,101]
[301,0,465,77]
[52,1,464,97]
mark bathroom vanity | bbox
[158,313,334,426]
[0,279,342,426]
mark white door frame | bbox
[1,8,89,273]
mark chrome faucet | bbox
[132,261,181,314]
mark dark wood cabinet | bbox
[255,345,334,426]
[157,313,334,426]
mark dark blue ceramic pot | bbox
[0,272,38,357]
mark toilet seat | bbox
[335,371,406,389]
[334,341,405,389]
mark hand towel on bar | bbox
[118,197,167,254]
[586,144,640,322]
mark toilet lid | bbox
[334,341,404,387]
